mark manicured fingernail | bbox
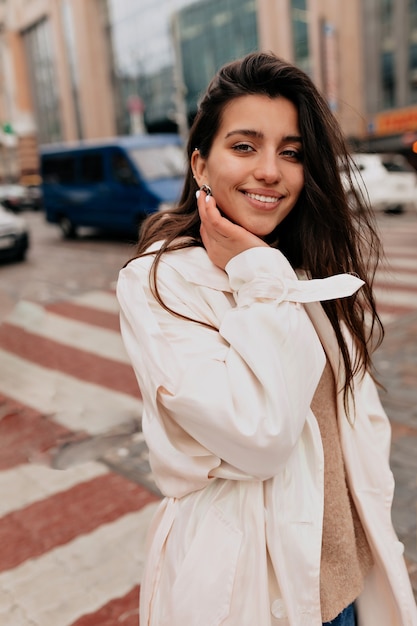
[195,190,200,199]
[205,195,210,203]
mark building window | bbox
[381,0,394,38]
[23,19,62,144]
[381,51,395,108]
[409,0,417,102]
[291,0,310,75]
[380,0,396,109]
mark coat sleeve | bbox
[117,247,328,479]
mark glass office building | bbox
[291,0,310,76]
[176,0,258,117]
[107,0,258,134]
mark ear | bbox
[191,149,208,188]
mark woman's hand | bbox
[197,189,269,270]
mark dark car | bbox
[0,205,29,262]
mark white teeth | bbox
[245,192,279,203]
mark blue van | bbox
[40,134,185,237]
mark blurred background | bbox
[1,0,417,182]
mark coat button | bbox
[271,598,287,618]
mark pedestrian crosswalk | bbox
[0,289,157,625]
[374,213,417,324]
[0,294,142,434]
[0,213,416,624]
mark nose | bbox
[253,150,282,184]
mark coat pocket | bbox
[167,505,243,626]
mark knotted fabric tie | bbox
[235,274,364,307]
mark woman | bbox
[117,52,417,625]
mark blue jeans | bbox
[323,603,356,625]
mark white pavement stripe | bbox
[0,503,159,626]
[0,349,142,435]
[71,291,120,314]
[380,256,417,271]
[374,288,417,308]
[0,462,108,517]
[376,270,417,288]
[383,240,417,248]
[378,312,397,326]
[8,300,130,364]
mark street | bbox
[0,213,136,324]
[1,208,417,325]
[0,208,416,624]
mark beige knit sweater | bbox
[311,359,374,622]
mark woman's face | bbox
[192,94,304,238]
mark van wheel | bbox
[59,216,77,238]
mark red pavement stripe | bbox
[0,473,159,573]
[71,585,140,626]
[0,393,71,470]
[374,280,417,293]
[377,259,416,279]
[381,249,417,258]
[376,303,415,317]
[44,301,120,332]
[377,266,417,275]
[0,322,141,398]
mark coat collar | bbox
[150,241,233,292]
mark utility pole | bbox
[170,11,189,144]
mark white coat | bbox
[117,242,417,626]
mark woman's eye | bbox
[281,149,302,160]
[232,143,254,153]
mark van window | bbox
[43,156,76,184]
[80,153,104,183]
[111,152,138,184]
[128,144,185,180]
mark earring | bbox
[199,184,212,196]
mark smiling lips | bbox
[243,191,283,204]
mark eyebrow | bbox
[224,129,302,143]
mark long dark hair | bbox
[130,51,383,405]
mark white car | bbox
[0,183,27,212]
[342,153,417,213]
[0,205,29,262]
